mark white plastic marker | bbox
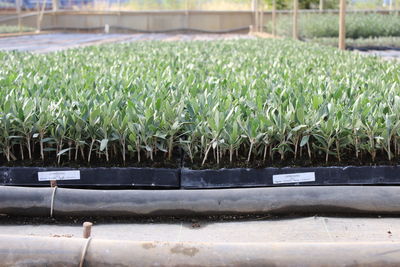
[38,170,81,182]
[273,172,315,184]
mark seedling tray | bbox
[182,166,400,189]
[1,165,400,189]
[0,167,180,189]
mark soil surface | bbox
[1,154,400,169]
[3,146,399,169]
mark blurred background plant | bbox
[269,13,400,39]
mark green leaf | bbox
[100,139,108,151]
[300,135,310,147]
[57,147,73,156]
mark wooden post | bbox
[253,0,259,32]
[36,0,39,31]
[185,0,189,31]
[36,0,47,32]
[52,0,59,11]
[272,0,277,36]
[83,222,93,239]
[339,0,346,50]
[259,2,264,32]
[272,0,276,36]
[16,0,22,32]
[292,0,298,39]
[319,0,324,12]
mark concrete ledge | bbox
[1,9,397,34]
[1,235,400,266]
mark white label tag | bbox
[273,172,315,184]
[38,170,81,181]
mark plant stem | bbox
[247,141,254,162]
[88,138,95,163]
[26,136,32,159]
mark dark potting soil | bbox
[0,154,181,169]
[1,142,400,169]
[183,150,400,170]
[1,153,399,170]
[1,213,397,226]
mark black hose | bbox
[1,186,400,217]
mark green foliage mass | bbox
[271,13,400,39]
[0,39,399,166]
[309,36,400,48]
[0,25,35,34]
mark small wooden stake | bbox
[83,222,93,239]
[50,180,57,188]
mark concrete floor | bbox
[1,216,398,243]
[359,49,400,61]
[0,33,399,62]
[0,33,255,53]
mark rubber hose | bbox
[1,186,400,216]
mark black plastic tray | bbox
[1,165,400,189]
[0,167,180,189]
[181,166,400,189]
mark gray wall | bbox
[0,10,398,33]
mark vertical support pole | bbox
[52,0,59,11]
[16,0,22,32]
[260,2,264,32]
[272,0,276,36]
[339,0,346,50]
[253,0,259,33]
[37,0,47,32]
[319,0,324,12]
[184,0,189,31]
[36,0,40,32]
[292,0,298,39]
